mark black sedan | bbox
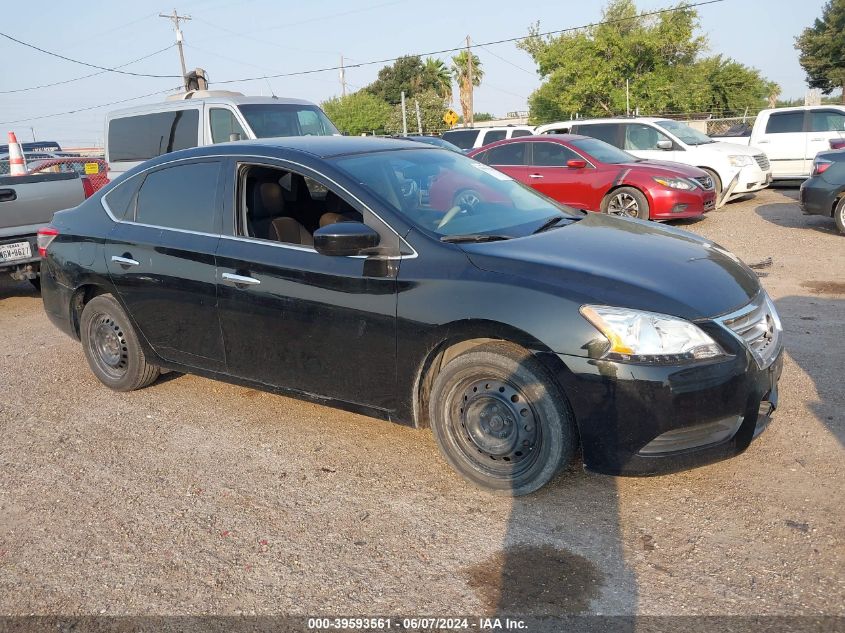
[39,137,783,495]
[800,149,845,234]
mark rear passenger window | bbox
[809,110,845,132]
[210,108,247,144]
[574,124,620,147]
[483,130,507,144]
[134,162,221,233]
[103,175,143,220]
[765,112,804,134]
[108,110,200,162]
[485,142,528,165]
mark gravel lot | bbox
[0,186,842,623]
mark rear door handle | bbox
[529,173,544,179]
[222,272,260,287]
[0,188,16,202]
[810,137,824,141]
[111,255,140,267]
[758,140,770,143]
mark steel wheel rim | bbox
[608,192,640,217]
[456,190,481,209]
[88,312,129,379]
[448,378,542,478]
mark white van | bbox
[536,117,771,202]
[105,90,339,178]
[712,106,845,179]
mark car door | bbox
[754,111,807,178]
[103,158,226,371]
[621,123,679,163]
[525,140,606,210]
[213,159,400,410]
[479,142,532,183]
[806,109,845,174]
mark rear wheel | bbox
[602,186,650,220]
[834,197,845,234]
[428,342,577,495]
[80,294,160,391]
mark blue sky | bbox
[0,0,830,146]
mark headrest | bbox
[251,181,284,220]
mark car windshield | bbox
[332,148,578,238]
[238,104,339,137]
[655,120,714,146]
[570,137,636,164]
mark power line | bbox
[477,44,536,76]
[0,45,175,94]
[0,86,182,126]
[0,31,181,78]
[209,0,727,86]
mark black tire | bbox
[80,294,160,392]
[428,341,577,496]
[602,186,650,220]
[701,168,723,200]
[29,277,41,292]
[835,197,845,235]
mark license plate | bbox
[0,240,32,263]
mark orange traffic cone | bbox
[7,132,27,176]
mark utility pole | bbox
[401,91,408,136]
[415,99,423,134]
[466,35,474,127]
[626,79,630,116]
[159,8,191,89]
[339,55,347,98]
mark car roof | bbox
[108,95,318,118]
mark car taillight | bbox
[813,160,832,176]
[81,176,95,199]
[829,139,845,150]
[37,226,59,258]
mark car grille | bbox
[754,154,770,171]
[693,175,714,190]
[717,293,782,369]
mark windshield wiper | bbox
[440,234,513,243]
[532,215,573,234]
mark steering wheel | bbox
[437,205,462,230]
[400,178,419,199]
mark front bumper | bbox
[799,177,838,217]
[734,165,772,195]
[542,346,783,476]
[648,187,716,219]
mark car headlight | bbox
[580,305,726,364]
[653,176,696,190]
[729,155,754,167]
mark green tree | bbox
[451,51,484,125]
[795,0,845,103]
[321,91,392,136]
[385,90,449,135]
[517,0,777,122]
[365,55,448,105]
[422,58,452,100]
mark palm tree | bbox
[451,51,483,126]
[423,57,452,101]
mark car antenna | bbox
[263,75,277,99]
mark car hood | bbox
[460,213,760,321]
[696,141,764,156]
[616,160,708,178]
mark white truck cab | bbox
[105,91,339,178]
[535,117,772,203]
[713,106,845,180]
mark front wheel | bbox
[602,186,650,220]
[80,294,160,392]
[429,342,577,495]
[834,196,845,234]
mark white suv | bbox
[536,117,771,203]
[442,126,535,151]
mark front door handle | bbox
[528,173,544,179]
[111,255,140,267]
[0,188,17,202]
[810,137,824,141]
[222,272,260,287]
[758,140,770,143]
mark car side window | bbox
[485,142,528,166]
[472,150,489,164]
[623,124,671,150]
[210,108,247,144]
[483,130,507,144]
[134,161,221,233]
[511,130,533,138]
[108,110,200,162]
[441,129,480,150]
[103,174,143,220]
[531,142,581,167]
[765,112,804,134]
[809,110,845,133]
[575,123,621,147]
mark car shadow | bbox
[775,295,844,447]
[755,200,839,236]
[0,277,40,300]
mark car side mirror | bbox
[566,159,587,169]
[229,132,242,142]
[314,222,380,256]
[656,140,673,150]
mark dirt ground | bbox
[0,186,842,625]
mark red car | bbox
[27,157,109,194]
[466,135,716,220]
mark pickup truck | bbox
[712,106,845,180]
[0,172,86,287]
